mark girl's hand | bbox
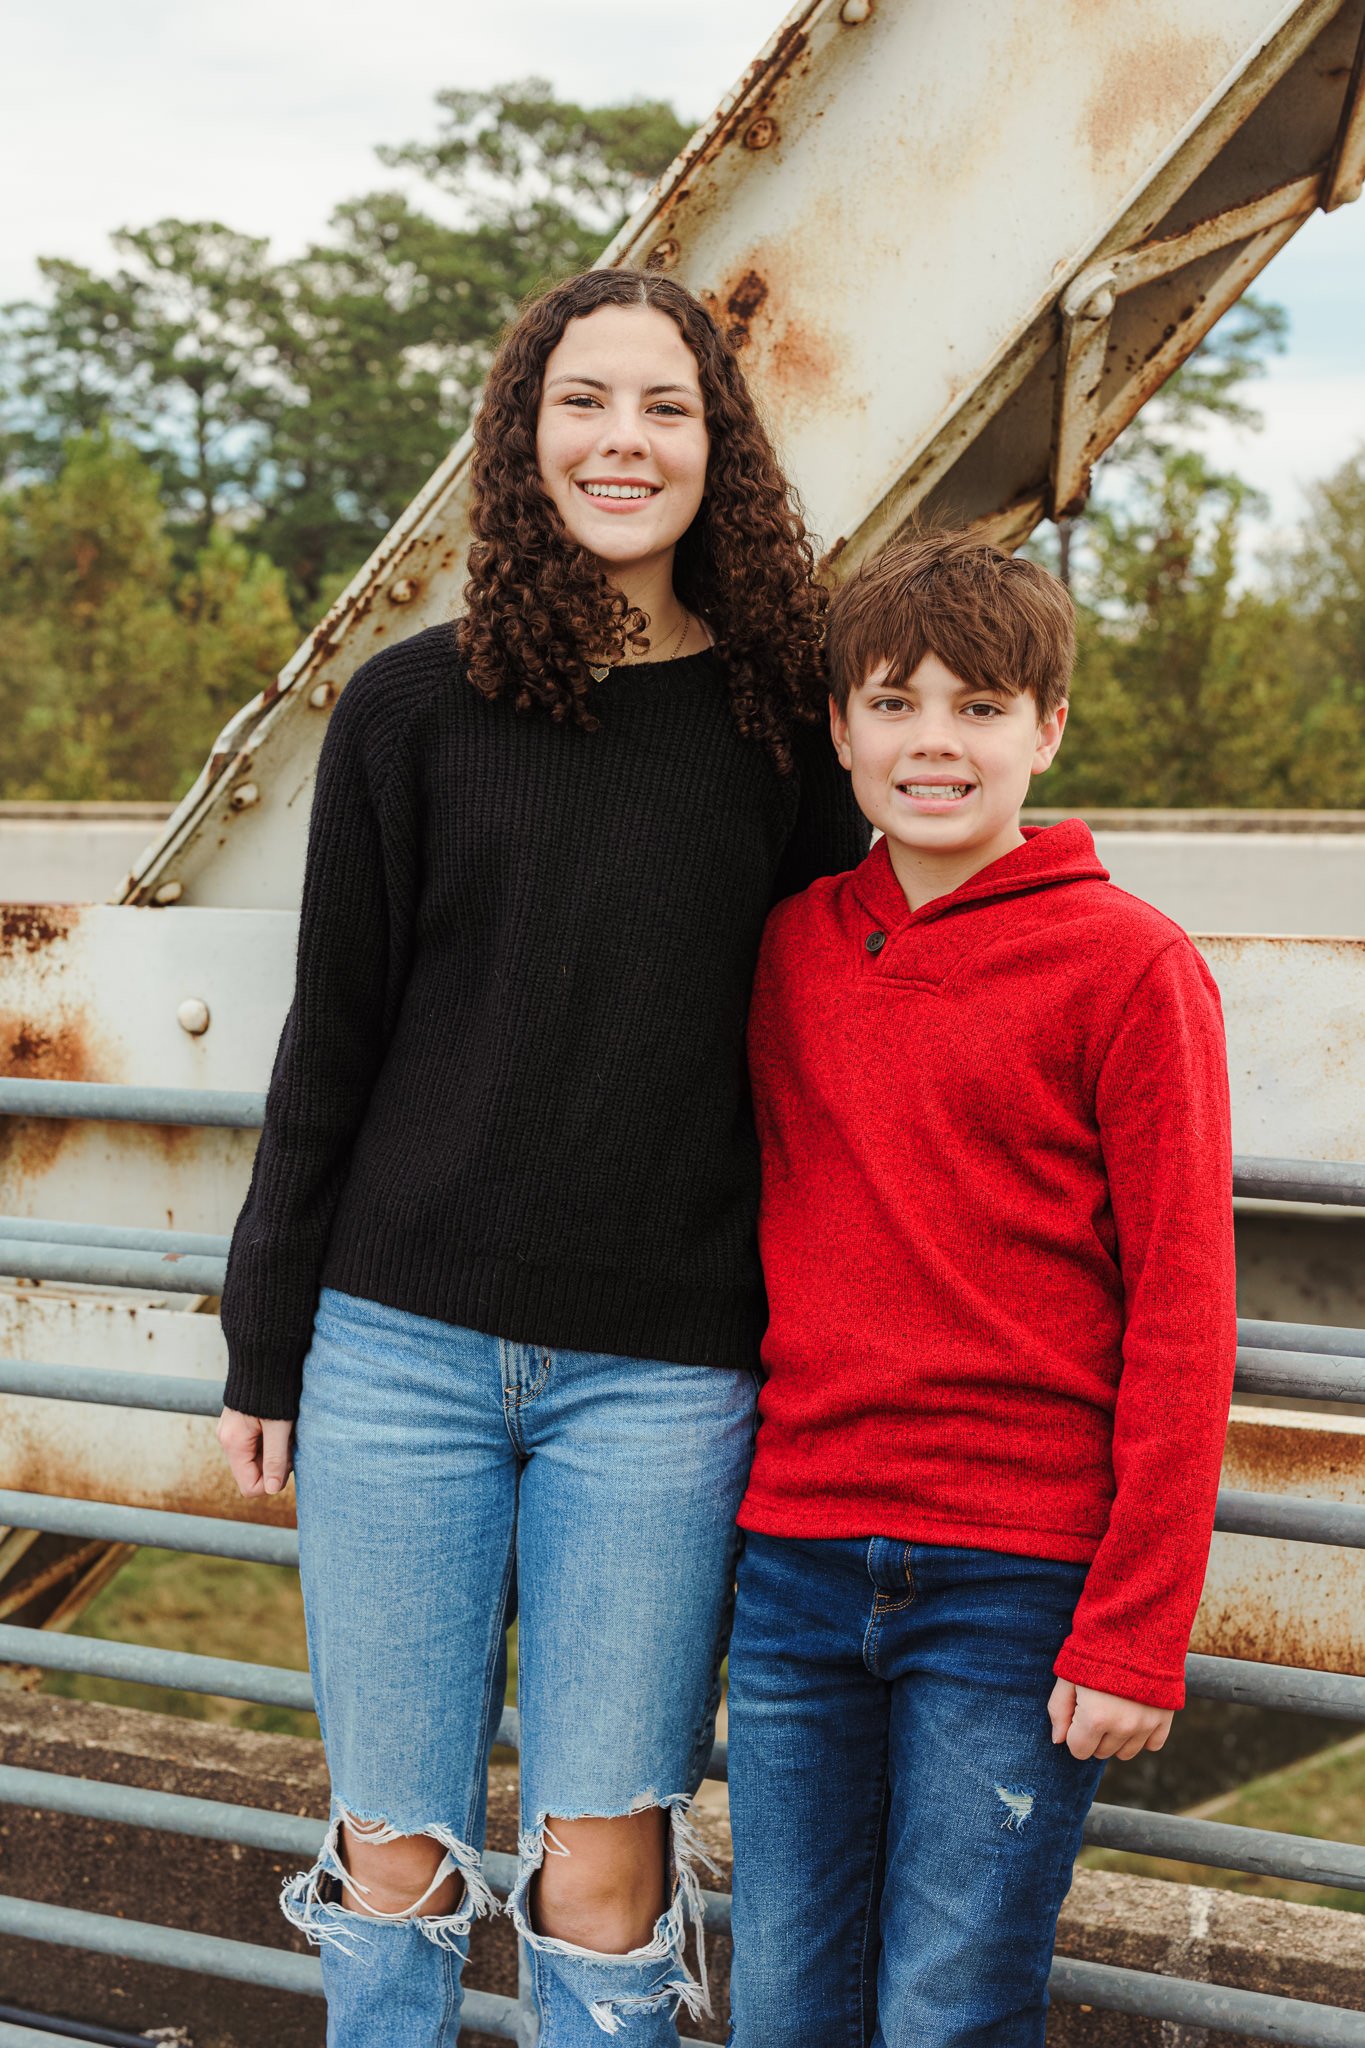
[1047,1678,1173,1761]
[217,1407,295,1498]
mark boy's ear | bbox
[829,693,853,770]
[1031,699,1068,777]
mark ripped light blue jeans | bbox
[286,1289,757,2045]
[726,1534,1107,2048]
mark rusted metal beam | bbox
[1110,173,1321,291]
[1051,268,1118,517]
[1325,9,1365,208]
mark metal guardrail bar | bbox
[1231,1158,1365,1207]
[0,1080,266,1128]
[1082,1801,1365,1890]
[6,1764,1362,1911]
[1234,1349,1365,1401]
[7,1348,1365,1417]
[0,1622,315,1713]
[0,1217,230,1257]
[0,2007,164,2048]
[0,2023,117,2048]
[0,1892,322,1996]
[0,1361,223,1415]
[5,1465,1360,1570]
[0,1240,226,1295]
[1214,1490,1365,1547]
[0,1490,297,1567]
[0,1082,1360,1202]
[1241,1318,1365,1361]
[2,1889,1360,2044]
[1185,1654,1365,1720]
[0,1894,522,2036]
[1049,1956,1365,2045]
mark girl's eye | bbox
[561,393,601,408]
[649,401,687,417]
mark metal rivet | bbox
[229,781,259,811]
[152,880,183,906]
[308,683,332,709]
[840,0,874,19]
[388,577,418,604]
[177,998,210,1036]
[866,930,887,954]
[744,117,777,150]
[645,237,680,271]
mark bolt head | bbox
[152,880,183,906]
[229,781,259,811]
[388,577,418,604]
[745,117,777,150]
[309,683,332,709]
[177,998,211,1036]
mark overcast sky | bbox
[4,0,1363,552]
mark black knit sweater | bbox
[220,624,869,1420]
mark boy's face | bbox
[831,652,1067,893]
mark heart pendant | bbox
[588,663,611,683]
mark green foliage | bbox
[0,430,296,799]
[0,81,690,610]
[1042,438,1365,810]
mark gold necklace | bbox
[588,607,691,684]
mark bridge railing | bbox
[1,1080,1364,2045]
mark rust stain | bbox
[1080,27,1222,169]
[0,907,78,959]
[768,316,838,400]
[0,1419,297,1530]
[0,1011,95,1181]
[1,1014,89,1084]
[667,25,811,190]
[1189,1597,1361,1675]
[1223,1418,1361,1494]
[723,267,770,350]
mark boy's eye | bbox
[964,702,1003,717]
[870,697,909,713]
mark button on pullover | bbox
[740,822,1237,1709]
[220,625,869,1421]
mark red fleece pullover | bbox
[740,820,1237,1710]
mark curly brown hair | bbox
[458,268,825,771]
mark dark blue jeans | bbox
[726,1533,1106,2048]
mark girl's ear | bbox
[829,694,853,770]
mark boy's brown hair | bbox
[825,531,1075,717]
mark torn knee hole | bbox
[509,1795,718,2029]
[281,1806,494,1955]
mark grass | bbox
[39,1548,522,1745]
[39,1548,319,1740]
[1080,1730,1365,1914]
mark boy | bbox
[726,534,1237,2046]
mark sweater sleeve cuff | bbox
[1052,1644,1186,1713]
[222,1349,305,1424]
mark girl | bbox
[217,266,866,2046]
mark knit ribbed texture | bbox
[739,822,1238,1710]
[220,624,869,1420]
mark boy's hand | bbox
[1047,1678,1173,1761]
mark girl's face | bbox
[535,304,709,579]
